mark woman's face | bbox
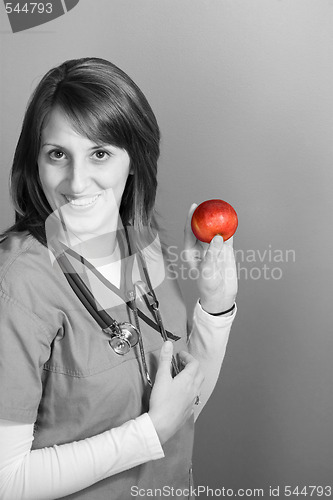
[38,106,132,241]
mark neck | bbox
[48,211,125,261]
[73,231,120,261]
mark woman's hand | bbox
[183,203,238,314]
[148,341,204,445]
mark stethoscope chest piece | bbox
[108,322,139,355]
[109,336,131,355]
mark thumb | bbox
[204,234,224,263]
[155,341,174,380]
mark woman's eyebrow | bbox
[41,143,114,150]
[41,142,64,148]
[90,144,115,150]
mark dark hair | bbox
[3,57,160,245]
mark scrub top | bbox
[0,231,194,499]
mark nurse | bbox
[0,58,237,499]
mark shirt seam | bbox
[0,233,38,284]
[0,288,55,341]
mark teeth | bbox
[65,195,99,207]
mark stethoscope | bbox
[51,227,180,386]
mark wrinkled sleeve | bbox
[0,414,163,500]
[187,300,237,421]
[0,288,164,499]
[0,289,54,423]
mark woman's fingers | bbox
[178,351,205,387]
[154,341,174,382]
[184,203,198,251]
[225,235,234,247]
[149,345,204,444]
[178,350,198,372]
[184,203,212,269]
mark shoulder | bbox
[0,230,40,263]
[0,231,47,282]
[0,231,63,303]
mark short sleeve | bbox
[0,289,54,423]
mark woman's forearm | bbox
[0,415,164,500]
[188,300,236,421]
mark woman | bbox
[0,58,237,499]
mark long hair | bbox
[3,58,160,245]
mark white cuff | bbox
[135,413,164,460]
[194,299,237,327]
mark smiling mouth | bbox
[64,194,101,207]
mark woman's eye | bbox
[93,150,110,161]
[48,150,66,161]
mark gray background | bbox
[1,0,333,493]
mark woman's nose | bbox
[66,164,90,194]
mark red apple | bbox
[191,199,238,243]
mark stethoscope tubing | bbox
[57,253,113,330]
[52,234,180,378]
[56,241,180,341]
